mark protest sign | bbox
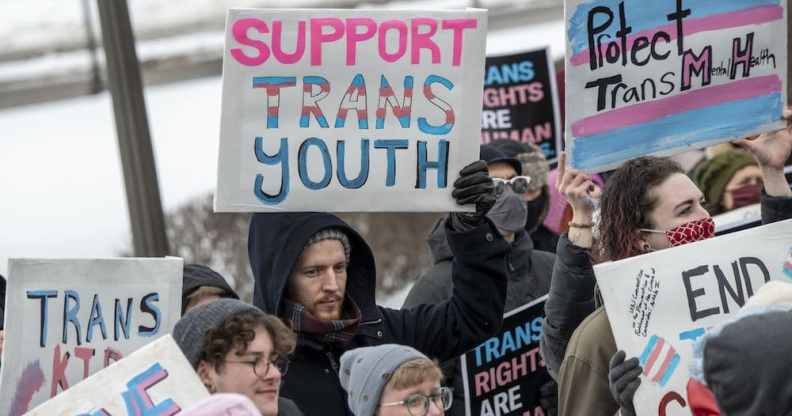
[565,0,788,172]
[0,258,182,415]
[460,296,551,416]
[481,49,562,163]
[215,9,488,212]
[594,219,792,415]
[28,334,208,415]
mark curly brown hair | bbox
[201,309,296,372]
[599,156,684,261]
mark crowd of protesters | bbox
[2,103,792,416]
[147,112,792,416]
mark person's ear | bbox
[631,231,653,254]
[197,360,218,393]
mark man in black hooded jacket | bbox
[247,161,510,416]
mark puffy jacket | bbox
[248,213,509,416]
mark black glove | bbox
[608,350,642,416]
[451,160,495,226]
[538,379,558,416]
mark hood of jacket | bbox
[248,212,378,322]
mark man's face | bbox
[199,327,282,416]
[288,239,348,321]
[379,378,445,416]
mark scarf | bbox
[282,296,362,348]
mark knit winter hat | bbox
[173,298,263,368]
[182,264,239,313]
[305,228,351,262]
[339,345,428,416]
[516,148,550,193]
[692,149,757,216]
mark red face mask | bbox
[729,183,762,209]
[642,217,716,247]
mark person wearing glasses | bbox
[173,298,304,416]
[403,144,556,415]
[339,344,451,416]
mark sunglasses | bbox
[493,176,532,195]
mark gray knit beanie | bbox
[339,345,428,416]
[305,228,351,262]
[172,298,263,368]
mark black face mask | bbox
[525,191,548,233]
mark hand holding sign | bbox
[737,105,792,198]
[608,350,642,416]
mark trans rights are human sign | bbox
[460,296,551,416]
[216,9,488,212]
[565,0,787,172]
[480,49,562,163]
[594,219,792,415]
[0,258,182,415]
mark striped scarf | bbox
[282,296,361,347]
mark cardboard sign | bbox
[28,334,209,415]
[0,258,183,415]
[565,0,787,172]
[480,49,562,163]
[216,9,488,212]
[594,219,792,415]
[460,296,552,416]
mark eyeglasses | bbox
[493,176,532,195]
[224,354,289,378]
[380,387,453,416]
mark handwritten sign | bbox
[215,9,488,212]
[565,0,787,172]
[460,296,551,416]
[594,219,792,415]
[0,258,182,415]
[28,335,208,415]
[481,49,562,162]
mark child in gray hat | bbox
[339,344,451,416]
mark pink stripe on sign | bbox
[652,349,677,383]
[570,5,783,66]
[572,75,782,137]
[643,337,664,376]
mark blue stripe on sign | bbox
[567,0,781,55]
[571,93,783,171]
[639,335,659,366]
[659,354,681,387]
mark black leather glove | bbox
[608,350,642,416]
[450,160,495,227]
[538,379,558,416]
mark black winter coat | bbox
[403,218,556,416]
[248,213,509,416]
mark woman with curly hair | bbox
[173,298,303,416]
[542,119,792,416]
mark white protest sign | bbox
[28,334,209,415]
[0,258,183,415]
[216,8,488,212]
[594,219,792,416]
[565,0,787,172]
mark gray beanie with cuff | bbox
[339,344,428,416]
[172,298,263,368]
[305,228,351,262]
